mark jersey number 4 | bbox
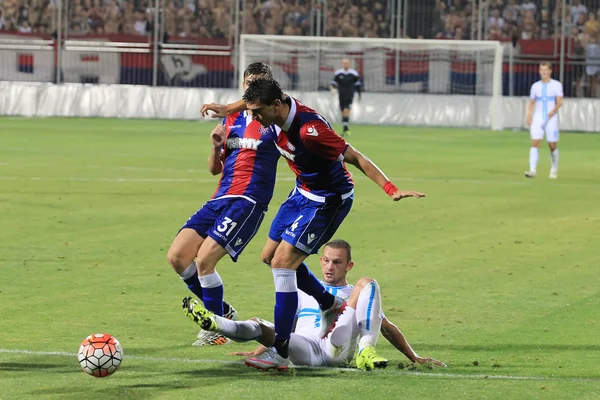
[217,217,238,236]
[291,215,303,232]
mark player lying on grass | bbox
[182,239,446,371]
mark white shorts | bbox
[530,115,559,142]
[289,308,359,367]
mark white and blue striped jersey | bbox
[530,79,563,121]
[295,283,354,337]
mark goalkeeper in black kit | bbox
[331,58,362,137]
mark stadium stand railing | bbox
[1,0,599,98]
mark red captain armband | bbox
[383,181,398,196]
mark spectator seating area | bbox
[0,0,389,38]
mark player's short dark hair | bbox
[323,239,352,263]
[243,62,273,79]
[242,78,285,105]
[540,61,552,69]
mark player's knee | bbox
[195,256,216,276]
[260,249,273,266]
[356,276,376,290]
[166,248,187,273]
[270,257,286,270]
[270,253,298,270]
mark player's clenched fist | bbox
[201,103,228,118]
[391,190,426,201]
[211,123,226,148]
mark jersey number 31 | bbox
[217,217,237,236]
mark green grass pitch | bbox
[1,117,599,399]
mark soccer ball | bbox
[78,333,123,377]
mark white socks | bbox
[214,318,262,342]
[356,281,383,351]
[529,147,539,173]
[199,271,223,288]
[179,262,197,279]
[272,268,297,292]
[550,149,559,171]
[529,147,559,174]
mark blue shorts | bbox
[180,196,267,262]
[268,188,353,255]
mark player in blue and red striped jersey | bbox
[241,78,426,371]
[167,62,280,346]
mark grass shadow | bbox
[0,362,79,373]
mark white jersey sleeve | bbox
[530,82,537,100]
[553,80,564,97]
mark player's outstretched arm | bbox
[380,318,447,367]
[344,146,425,201]
[208,123,226,175]
[201,99,247,118]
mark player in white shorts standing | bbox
[182,239,445,371]
[525,62,563,179]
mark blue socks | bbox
[199,272,225,316]
[180,263,232,317]
[272,268,298,358]
[296,262,334,310]
[181,263,205,301]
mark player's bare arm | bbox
[343,145,425,201]
[548,96,563,119]
[201,99,247,118]
[208,123,226,175]
[380,318,446,367]
[526,99,536,125]
[230,317,284,357]
[230,344,267,357]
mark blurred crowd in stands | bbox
[0,0,597,44]
[1,0,598,96]
[0,0,389,38]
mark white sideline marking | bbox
[1,348,598,382]
[0,163,202,173]
[0,176,203,183]
[0,176,297,183]
[0,174,596,188]
[1,147,195,161]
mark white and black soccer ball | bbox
[78,333,123,377]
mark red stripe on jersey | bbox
[286,160,307,190]
[299,120,346,160]
[225,112,241,127]
[211,173,224,199]
[210,148,227,199]
[211,114,238,199]
[226,120,262,196]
